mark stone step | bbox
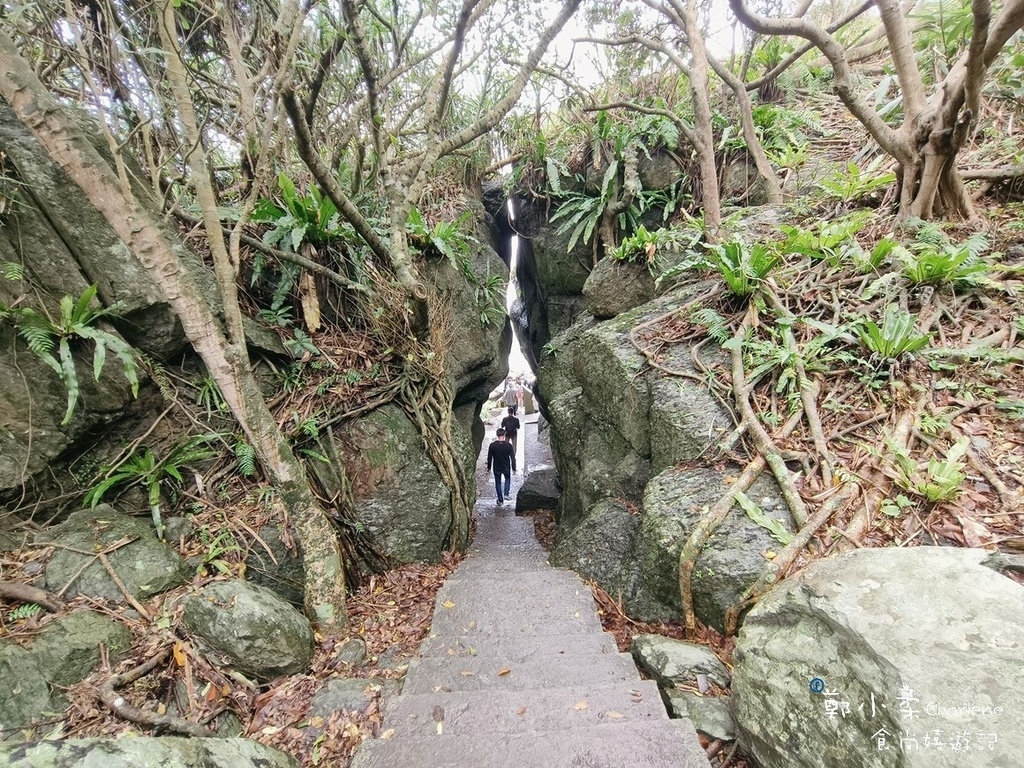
[452,556,552,576]
[381,679,667,737]
[351,718,713,768]
[419,629,619,660]
[402,651,640,694]
[441,568,588,590]
[432,579,598,617]
[429,602,604,637]
[428,603,604,638]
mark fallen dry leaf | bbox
[605,710,625,719]
[442,600,456,609]
[380,728,395,740]
[459,670,475,676]
[573,700,589,710]
[497,668,511,676]
[516,707,527,715]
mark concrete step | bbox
[419,630,619,660]
[351,718,713,768]
[428,603,604,638]
[402,651,640,694]
[382,679,667,737]
[441,568,589,591]
[432,580,599,620]
[429,601,604,637]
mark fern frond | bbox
[690,307,731,345]
[235,439,257,477]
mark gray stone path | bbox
[352,410,711,767]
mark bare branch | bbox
[729,0,911,164]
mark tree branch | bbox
[729,0,911,164]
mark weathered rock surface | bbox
[43,507,190,602]
[630,634,731,690]
[582,258,656,319]
[180,580,313,681]
[537,286,784,626]
[732,547,1024,768]
[244,524,304,606]
[665,691,736,742]
[0,610,132,734]
[30,611,133,687]
[0,738,300,767]
[332,404,474,564]
[640,467,791,632]
[0,644,50,735]
[514,467,560,513]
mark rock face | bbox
[0,103,196,498]
[514,467,560,513]
[539,288,785,627]
[0,610,132,733]
[508,194,593,371]
[630,634,731,690]
[0,738,300,767]
[732,547,1024,768]
[43,506,190,602]
[180,580,314,681]
[582,258,656,319]
[332,404,475,564]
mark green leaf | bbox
[58,337,78,425]
[735,490,792,545]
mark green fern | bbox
[85,434,217,539]
[1,261,24,281]
[235,438,257,477]
[6,285,139,424]
[690,307,731,345]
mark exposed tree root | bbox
[98,647,216,737]
[724,481,861,634]
[0,581,64,613]
[678,409,803,639]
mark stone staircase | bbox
[351,512,712,768]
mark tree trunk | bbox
[0,30,349,635]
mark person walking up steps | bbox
[486,427,516,505]
[501,406,521,452]
[503,378,520,416]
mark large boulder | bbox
[333,404,474,564]
[29,611,133,688]
[0,738,299,767]
[582,258,656,319]
[640,467,792,632]
[0,610,133,735]
[0,644,50,735]
[630,634,731,689]
[514,467,560,514]
[732,547,1024,768]
[180,580,313,682]
[421,224,512,409]
[43,507,190,602]
[550,499,671,620]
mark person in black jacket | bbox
[486,428,516,505]
[500,407,521,452]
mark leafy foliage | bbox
[892,437,970,502]
[1,285,139,424]
[818,160,896,201]
[235,437,257,477]
[613,224,702,274]
[252,173,347,252]
[85,434,218,539]
[899,223,991,287]
[677,240,781,298]
[857,304,931,361]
